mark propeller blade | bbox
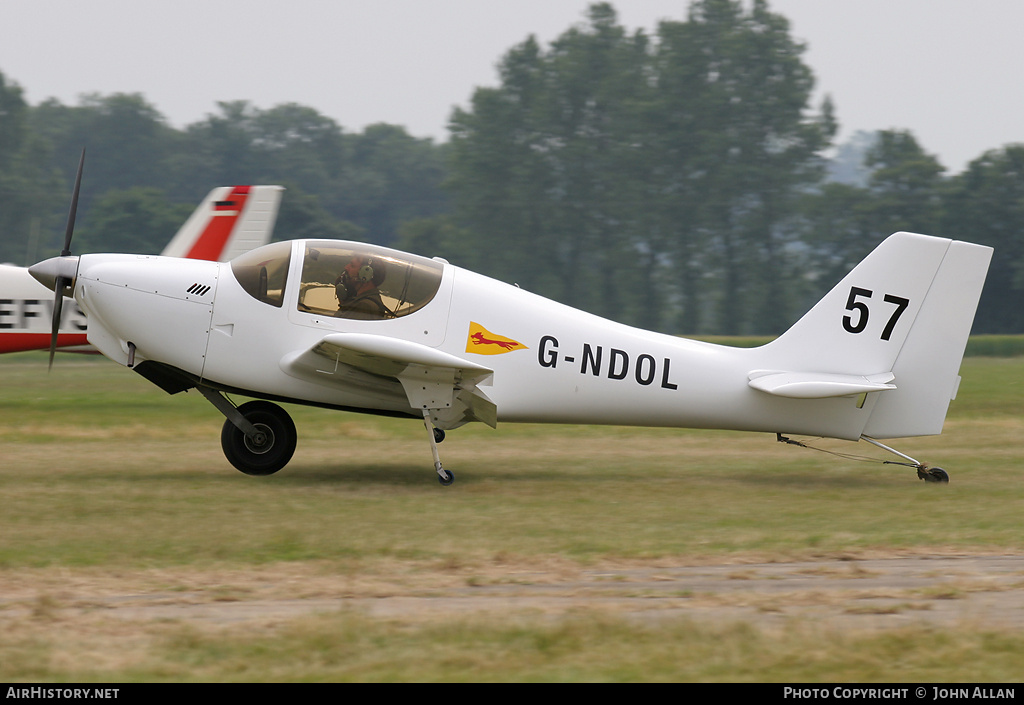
[48,278,68,371]
[62,148,85,256]
[47,147,85,369]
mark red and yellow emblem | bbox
[466,322,527,355]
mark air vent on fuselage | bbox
[187,283,212,297]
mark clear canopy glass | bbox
[296,242,444,320]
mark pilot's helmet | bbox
[337,255,386,300]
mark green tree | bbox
[181,103,446,245]
[794,180,876,307]
[0,70,28,171]
[797,129,945,320]
[32,93,173,197]
[448,34,557,291]
[273,185,364,242]
[447,1,832,334]
[533,4,650,320]
[863,129,945,236]
[333,123,448,245]
[0,70,32,262]
[178,101,267,191]
[74,187,194,255]
[249,103,346,203]
[942,145,1024,332]
[0,71,62,264]
[395,214,472,261]
[641,16,710,333]
[25,93,182,258]
[676,0,835,334]
[449,4,654,321]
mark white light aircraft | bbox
[1,181,282,356]
[30,158,992,485]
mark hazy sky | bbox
[1,0,1021,174]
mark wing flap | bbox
[311,333,492,382]
[748,370,896,399]
[282,333,496,427]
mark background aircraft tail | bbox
[760,232,992,438]
[160,185,283,261]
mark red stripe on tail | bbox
[183,186,250,261]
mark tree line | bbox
[0,82,448,261]
[2,0,1023,334]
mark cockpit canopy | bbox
[230,240,291,308]
[230,240,445,320]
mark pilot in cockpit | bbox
[335,255,391,319]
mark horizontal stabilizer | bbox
[748,370,896,399]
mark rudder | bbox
[862,238,992,437]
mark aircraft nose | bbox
[29,255,80,292]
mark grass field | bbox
[1,351,1023,681]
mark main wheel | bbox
[923,467,950,483]
[221,401,297,476]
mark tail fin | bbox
[159,185,283,261]
[760,232,992,438]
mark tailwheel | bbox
[918,466,950,483]
[861,436,949,484]
[221,401,297,476]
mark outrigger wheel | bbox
[421,410,454,486]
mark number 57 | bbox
[842,287,910,341]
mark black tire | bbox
[221,401,297,476]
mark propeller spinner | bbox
[27,148,85,369]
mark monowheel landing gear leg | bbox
[197,386,297,476]
[861,435,949,483]
[422,410,453,486]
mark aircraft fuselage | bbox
[71,241,904,442]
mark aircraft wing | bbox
[281,333,497,428]
[747,370,896,399]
